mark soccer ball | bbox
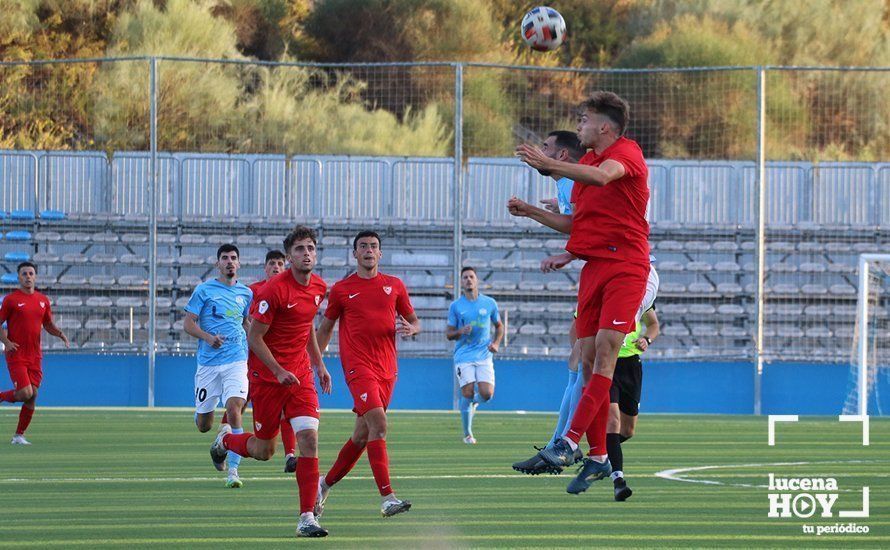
[520,6,566,52]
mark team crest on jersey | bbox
[479,308,487,315]
[40,302,45,309]
[315,295,321,306]
[255,422,262,430]
[360,392,368,402]
[383,286,392,295]
[235,296,245,306]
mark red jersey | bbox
[248,271,327,384]
[249,279,267,295]
[325,272,414,381]
[567,136,650,266]
[0,290,52,362]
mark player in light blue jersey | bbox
[183,244,253,488]
[446,267,504,444]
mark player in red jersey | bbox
[0,262,70,444]
[511,91,651,494]
[314,230,421,519]
[210,227,333,538]
[220,249,299,473]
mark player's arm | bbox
[0,326,18,352]
[488,320,504,354]
[42,318,70,348]
[396,312,421,339]
[517,144,625,187]
[183,312,223,349]
[507,196,572,234]
[541,251,576,272]
[633,308,660,352]
[247,320,298,385]
[445,324,471,340]
[307,324,331,394]
[316,316,336,352]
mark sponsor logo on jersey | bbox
[258,300,269,314]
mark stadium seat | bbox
[518,324,547,336]
[797,241,823,253]
[62,232,91,242]
[176,275,202,287]
[769,241,795,252]
[35,231,62,242]
[489,238,515,249]
[86,296,114,308]
[90,253,118,264]
[657,240,684,251]
[241,256,263,267]
[118,275,146,286]
[834,326,855,339]
[519,259,541,270]
[180,233,206,244]
[853,242,879,253]
[121,233,148,244]
[716,282,743,294]
[10,210,35,220]
[771,262,798,273]
[235,235,262,245]
[684,241,712,252]
[719,326,748,337]
[659,303,688,315]
[156,275,174,286]
[825,242,852,253]
[177,254,205,266]
[714,261,741,272]
[61,253,88,264]
[688,282,716,294]
[520,346,549,356]
[54,296,84,307]
[38,209,65,220]
[660,282,686,293]
[801,283,828,295]
[518,302,546,313]
[545,281,574,291]
[491,280,517,290]
[116,297,144,308]
[662,325,691,337]
[1,273,18,284]
[547,302,575,314]
[4,230,32,241]
[155,297,173,308]
[712,241,739,252]
[89,275,116,285]
[829,283,856,295]
[805,326,833,338]
[264,235,284,246]
[157,233,177,244]
[206,234,233,245]
[55,318,82,330]
[490,259,517,269]
[123,213,149,223]
[544,238,568,250]
[320,257,347,267]
[157,256,175,266]
[804,304,832,317]
[687,261,712,272]
[84,318,113,330]
[321,235,348,246]
[716,304,745,315]
[771,283,800,294]
[828,262,854,273]
[833,304,857,317]
[688,304,717,315]
[799,262,827,273]
[174,296,191,308]
[658,261,685,272]
[120,254,146,265]
[4,252,30,262]
[517,238,544,249]
[91,232,119,243]
[114,319,141,330]
[548,323,573,336]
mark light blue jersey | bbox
[448,293,500,364]
[555,177,574,215]
[184,279,252,366]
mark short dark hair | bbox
[582,91,630,136]
[216,244,239,259]
[352,230,381,250]
[264,250,286,263]
[461,266,476,275]
[17,261,36,274]
[284,226,318,252]
[548,130,586,161]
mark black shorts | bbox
[610,355,643,416]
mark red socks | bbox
[584,392,610,456]
[324,438,366,487]
[16,406,34,435]
[296,457,319,514]
[280,419,296,456]
[367,439,393,496]
[0,390,16,403]
[565,373,612,445]
[222,432,253,457]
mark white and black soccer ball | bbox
[521,6,566,52]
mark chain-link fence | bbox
[1,57,888,405]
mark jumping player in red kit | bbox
[0,262,70,445]
[210,227,333,538]
[314,230,421,518]
[511,91,651,495]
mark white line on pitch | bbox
[655,460,886,490]
[0,473,561,484]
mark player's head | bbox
[283,226,318,274]
[541,130,586,167]
[215,244,240,280]
[460,266,478,292]
[352,230,382,270]
[578,91,629,147]
[263,249,286,279]
[16,261,37,290]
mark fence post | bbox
[148,56,158,408]
[753,66,766,415]
[451,63,464,411]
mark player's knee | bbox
[254,441,276,461]
[351,435,368,448]
[621,426,635,439]
[297,432,318,456]
[15,386,34,401]
[479,389,493,401]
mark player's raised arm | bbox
[247,320,297,386]
[507,196,572,234]
[518,143,624,187]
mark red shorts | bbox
[7,359,42,390]
[249,372,318,440]
[576,258,649,339]
[348,375,396,416]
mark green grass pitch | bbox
[0,409,887,548]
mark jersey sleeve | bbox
[0,295,10,324]
[324,284,343,320]
[242,288,253,319]
[447,302,458,327]
[395,279,414,318]
[608,144,646,178]
[489,299,501,324]
[42,297,53,324]
[251,284,278,325]
[183,287,205,317]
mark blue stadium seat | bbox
[4,252,30,262]
[1,273,18,284]
[39,209,65,220]
[4,230,32,241]
[10,209,35,220]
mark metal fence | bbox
[1,57,888,410]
